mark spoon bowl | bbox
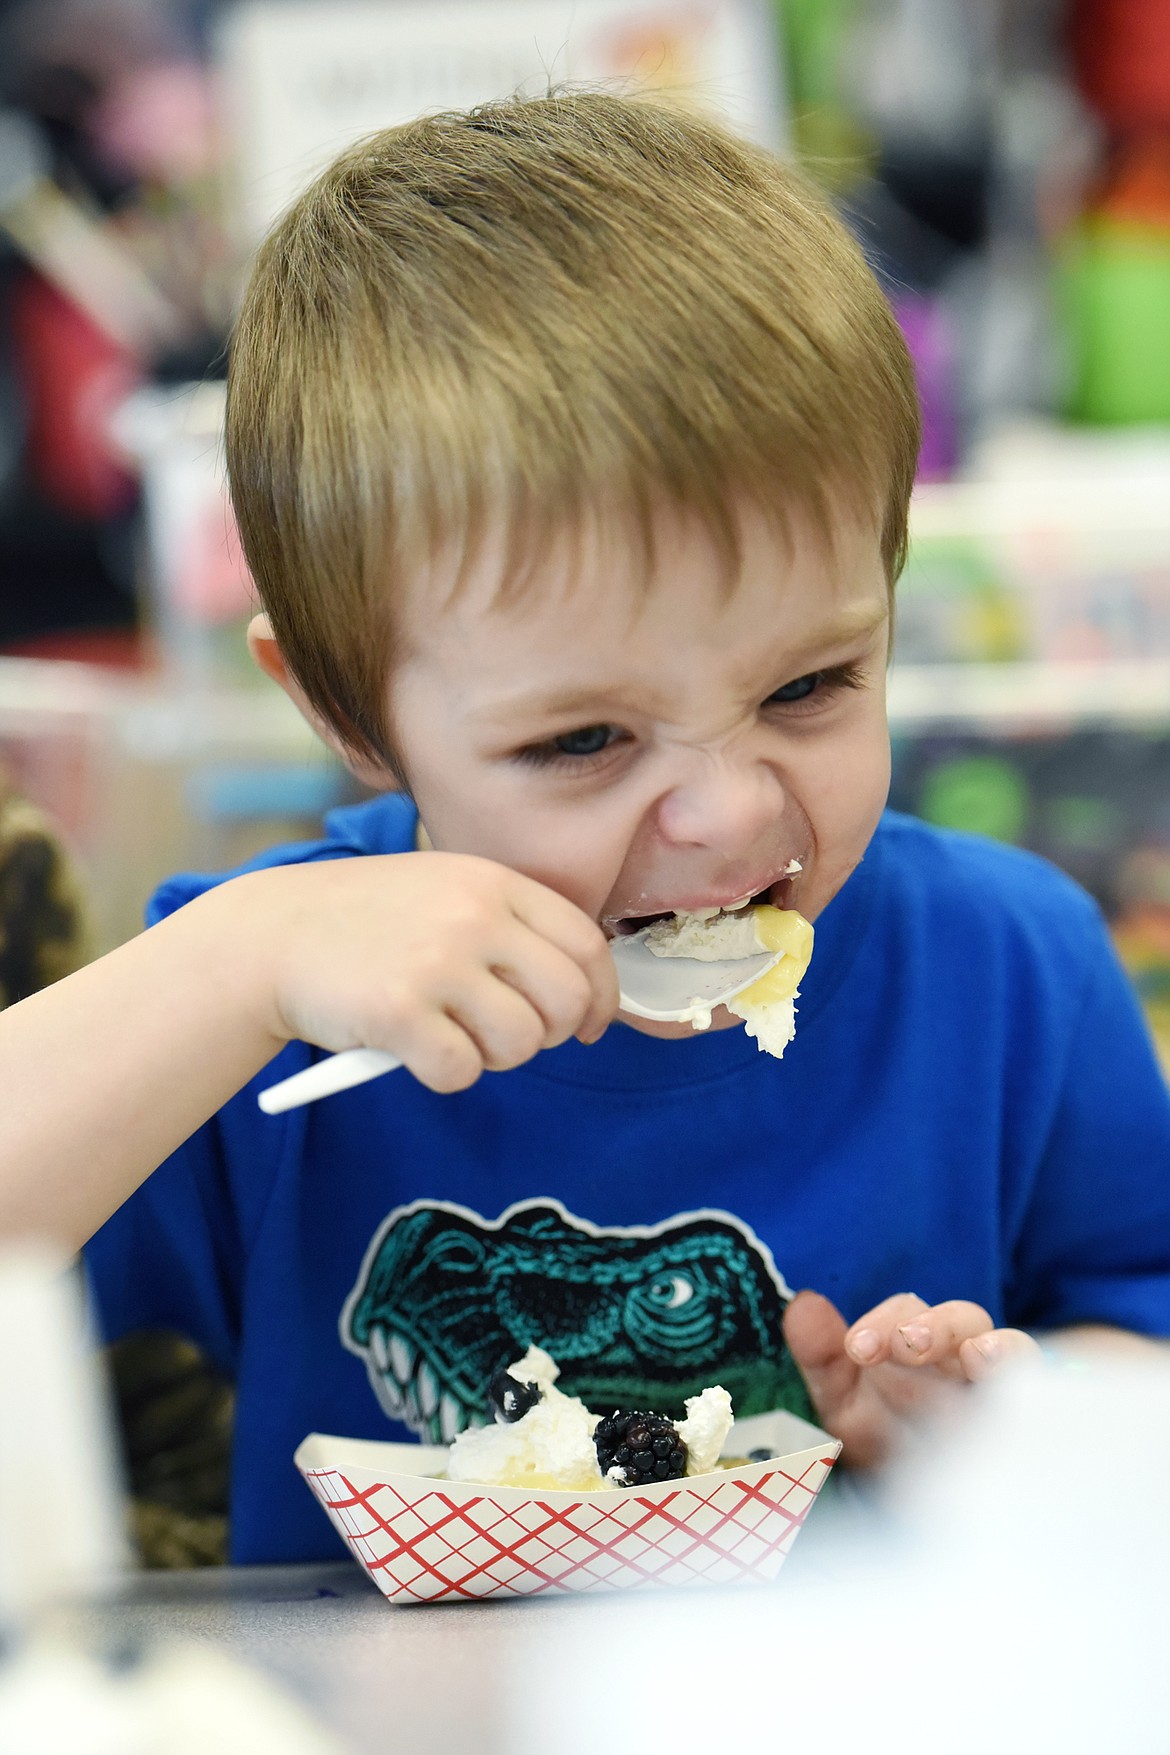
[608,931,781,1024]
[257,927,789,1114]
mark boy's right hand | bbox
[242,852,619,1091]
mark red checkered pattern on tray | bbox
[303,1458,836,1603]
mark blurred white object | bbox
[219,0,786,242]
[110,383,255,680]
[508,1354,1170,1754]
[896,421,1170,670]
[0,1246,347,1753]
[0,1644,346,1755]
[0,1243,127,1629]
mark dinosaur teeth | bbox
[388,1332,414,1387]
[439,1392,464,1443]
[417,1360,440,1419]
[376,1369,405,1417]
[369,1324,390,1374]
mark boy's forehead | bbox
[400,490,886,649]
[395,494,888,717]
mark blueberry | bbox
[487,1366,542,1423]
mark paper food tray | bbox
[295,1408,841,1605]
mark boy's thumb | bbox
[782,1290,855,1417]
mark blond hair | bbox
[227,91,920,763]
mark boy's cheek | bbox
[795,731,890,920]
[413,788,627,919]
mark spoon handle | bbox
[257,1046,401,1114]
[259,983,662,1113]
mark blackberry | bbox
[487,1366,542,1424]
[593,1410,688,1486]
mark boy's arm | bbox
[0,876,286,1250]
[0,853,616,1252]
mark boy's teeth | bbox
[682,894,757,922]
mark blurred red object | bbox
[9,273,141,520]
[0,628,153,668]
[1071,0,1170,128]
[1090,130,1170,223]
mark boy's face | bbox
[388,496,892,1035]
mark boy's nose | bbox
[655,757,786,854]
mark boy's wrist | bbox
[183,867,298,1056]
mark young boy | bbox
[2,94,1169,1565]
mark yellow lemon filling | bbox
[726,906,814,1058]
[735,906,814,1005]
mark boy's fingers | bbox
[508,884,619,1029]
[397,1012,485,1093]
[445,975,549,1073]
[844,1292,930,1366]
[783,1290,858,1422]
[960,1328,1042,1383]
[886,1300,996,1375]
[489,934,600,1049]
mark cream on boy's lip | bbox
[601,858,804,939]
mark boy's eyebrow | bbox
[473,601,889,729]
[761,601,889,669]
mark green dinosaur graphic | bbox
[340,1199,814,1443]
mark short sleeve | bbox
[1006,902,1170,1337]
[84,1118,244,1377]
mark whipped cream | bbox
[726,991,798,1058]
[445,1348,735,1492]
[446,1347,604,1491]
[675,1386,734,1475]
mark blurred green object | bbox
[775,0,872,181]
[920,755,1030,844]
[897,533,1027,663]
[1060,219,1170,424]
[1042,793,1125,856]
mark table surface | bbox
[82,1507,845,1755]
[84,1557,687,1754]
[86,1559,541,1753]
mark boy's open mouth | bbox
[603,870,800,940]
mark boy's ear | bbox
[246,614,399,791]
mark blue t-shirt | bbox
[86,800,1170,1564]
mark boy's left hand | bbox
[783,1289,1041,1470]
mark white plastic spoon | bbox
[256,930,785,1115]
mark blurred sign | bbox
[219,0,785,240]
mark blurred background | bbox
[1,0,1170,1065]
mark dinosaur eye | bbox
[649,1275,693,1309]
[624,1272,716,1356]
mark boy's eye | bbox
[552,724,618,757]
[763,663,865,710]
[765,672,820,704]
[516,723,625,769]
